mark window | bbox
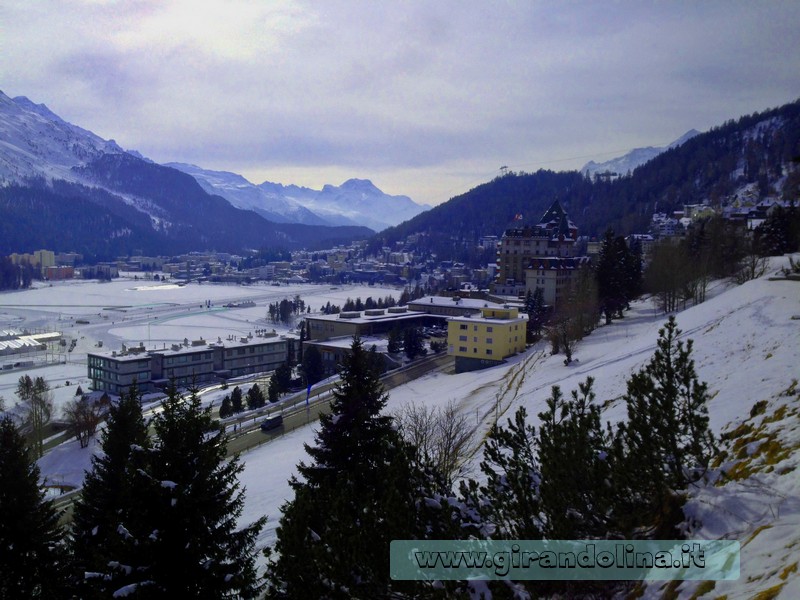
[473,337,478,343]
[486,349,493,355]
[460,324,468,330]
[459,335,467,342]
[473,325,478,331]
[473,348,478,353]
[486,338,493,344]
[486,326,493,333]
[459,346,467,352]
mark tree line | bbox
[0,255,37,291]
[267,295,306,325]
[526,206,799,366]
[645,209,800,314]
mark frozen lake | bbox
[0,275,403,414]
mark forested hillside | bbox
[0,155,374,259]
[371,99,800,261]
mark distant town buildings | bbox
[9,249,55,276]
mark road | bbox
[53,352,454,518]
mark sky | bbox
[2,1,799,206]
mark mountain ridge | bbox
[0,90,373,257]
[580,129,701,178]
[166,162,430,232]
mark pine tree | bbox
[218,394,233,418]
[595,229,627,323]
[70,383,150,598]
[301,345,324,386]
[274,363,292,393]
[298,321,306,363]
[403,326,426,360]
[246,383,266,410]
[387,327,402,353]
[267,338,431,598]
[230,385,244,413]
[0,417,71,599]
[537,378,614,539]
[617,317,716,534]
[623,236,643,305]
[459,407,543,540]
[107,385,266,598]
[268,375,281,403]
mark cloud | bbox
[1,0,799,205]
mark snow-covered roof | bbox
[409,296,505,311]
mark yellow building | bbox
[447,306,527,373]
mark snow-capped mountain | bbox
[0,91,373,256]
[289,178,430,232]
[165,163,329,226]
[581,129,700,179]
[169,162,430,231]
[1,89,427,234]
[0,91,125,182]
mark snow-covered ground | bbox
[236,255,800,597]
[4,259,799,598]
[0,276,400,414]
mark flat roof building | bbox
[87,334,289,395]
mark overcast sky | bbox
[2,1,799,206]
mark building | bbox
[306,307,432,341]
[495,201,579,296]
[9,249,56,276]
[1,330,62,361]
[302,335,400,378]
[524,256,592,308]
[406,296,505,318]
[304,296,513,343]
[493,201,592,308]
[87,344,153,395]
[447,306,527,373]
[87,334,289,395]
[45,266,75,280]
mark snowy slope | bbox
[236,255,800,595]
[581,129,700,178]
[25,258,800,597]
[0,91,125,183]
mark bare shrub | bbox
[394,400,473,488]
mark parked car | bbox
[260,415,283,432]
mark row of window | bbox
[458,324,494,332]
[89,367,149,382]
[88,356,150,371]
[459,335,494,344]
[458,347,494,356]
[163,352,212,366]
